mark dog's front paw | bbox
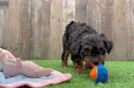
[75,68,85,74]
[61,63,68,67]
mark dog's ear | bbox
[101,33,113,54]
[103,40,113,54]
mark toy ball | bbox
[89,64,108,83]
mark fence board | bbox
[0,0,134,60]
[19,0,32,59]
[112,0,127,59]
[62,0,75,34]
[8,0,20,57]
[49,0,63,58]
[126,0,134,60]
[31,0,51,58]
[0,7,8,48]
[75,0,88,23]
[0,0,8,6]
[87,0,102,33]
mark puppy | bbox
[61,21,113,74]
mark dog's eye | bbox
[99,48,105,55]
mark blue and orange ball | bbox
[89,64,108,83]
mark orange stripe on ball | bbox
[90,66,97,80]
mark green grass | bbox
[34,60,134,88]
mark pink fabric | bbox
[0,71,72,88]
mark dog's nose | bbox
[94,62,99,65]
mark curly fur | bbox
[61,21,113,74]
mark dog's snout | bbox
[84,56,100,68]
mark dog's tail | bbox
[65,21,76,32]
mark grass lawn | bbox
[34,60,134,88]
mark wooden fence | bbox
[0,0,134,60]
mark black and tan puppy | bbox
[61,21,113,74]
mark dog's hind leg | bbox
[61,50,70,67]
